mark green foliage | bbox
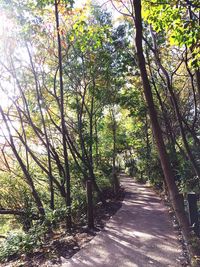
[44,208,68,225]
[143,0,200,67]
[36,0,74,8]
[71,184,87,218]
[125,158,137,177]
[97,160,113,177]
[96,171,112,189]
[0,224,47,261]
[0,0,200,262]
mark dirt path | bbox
[61,174,182,267]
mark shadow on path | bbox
[61,174,182,267]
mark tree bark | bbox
[0,106,45,218]
[111,108,119,194]
[150,30,200,182]
[133,0,190,240]
[26,43,54,210]
[55,0,71,229]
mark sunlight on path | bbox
[61,174,182,267]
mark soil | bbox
[2,174,195,267]
[1,187,125,267]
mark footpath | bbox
[62,174,182,267]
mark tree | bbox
[111,0,191,240]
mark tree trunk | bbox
[111,109,119,194]
[150,29,200,182]
[55,0,71,229]
[26,43,54,210]
[0,106,45,218]
[145,112,151,180]
[94,114,99,166]
[133,0,190,240]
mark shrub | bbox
[0,224,47,262]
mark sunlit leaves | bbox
[37,0,74,8]
[142,0,200,67]
[69,19,110,53]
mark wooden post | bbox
[113,172,119,195]
[86,180,94,229]
[178,193,185,212]
[187,192,199,235]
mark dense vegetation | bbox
[0,0,199,264]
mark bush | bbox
[124,158,137,177]
[0,224,47,262]
[0,232,22,261]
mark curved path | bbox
[62,174,182,267]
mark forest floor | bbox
[1,185,124,267]
[60,173,189,267]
